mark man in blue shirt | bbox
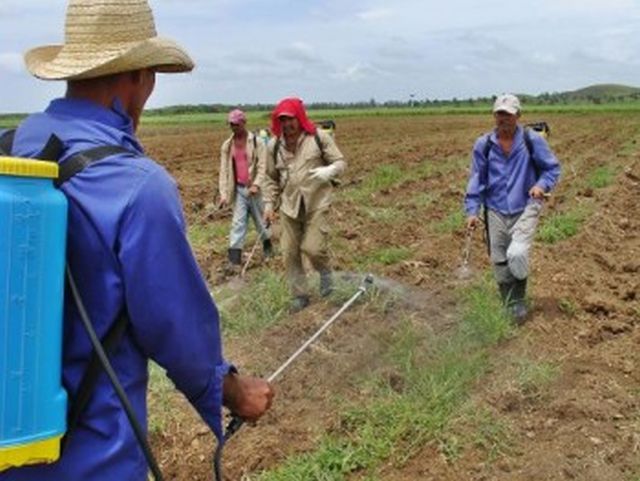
[1,1,273,480]
[464,94,561,324]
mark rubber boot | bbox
[511,278,528,325]
[225,248,242,275]
[498,280,528,325]
[290,295,310,313]
[498,282,514,306]
[319,270,333,297]
[263,239,273,259]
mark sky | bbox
[1,0,640,113]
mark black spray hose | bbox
[66,266,165,481]
[213,273,375,481]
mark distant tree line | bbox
[3,84,638,120]
[144,86,640,115]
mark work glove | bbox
[309,164,339,182]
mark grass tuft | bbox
[348,164,405,203]
[586,165,615,189]
[537,209,586,243]
[434,209,466,234]
[558,297,577,316]
[188,222,228,252]
[217,271,290,335]
[514,359,559,398]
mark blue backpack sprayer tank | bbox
[0,156,68,469]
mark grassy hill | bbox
[568,83,640,98]
[520,83,640,105]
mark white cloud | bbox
[357,7,394,21]
[531,52,557,65]
[332,62,385,81]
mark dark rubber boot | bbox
[511,278,528,325]
[225,248,242,275]
[498,280,528,325]
[262,239,273,259]
[228,248,242,265]
[498,282,514,305]
[319,270,333,297]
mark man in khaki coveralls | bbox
[263,97,346,312]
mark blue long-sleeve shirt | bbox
[464,125,561,216]
[1,98,231,481]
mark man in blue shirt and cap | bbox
[464,94,561,324]
[1,0,274,479]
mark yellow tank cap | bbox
[0,156,58,179]
[0,436,61,472]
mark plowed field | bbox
[142,112,640,481]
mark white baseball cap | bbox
[493,94,521,114]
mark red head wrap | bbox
[270,97,317,137]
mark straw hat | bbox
[24,0,194,81]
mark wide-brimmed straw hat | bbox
[24,0,194,81]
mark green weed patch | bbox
[586,165,615,189]
[188,222,227,252]
[218,271,290,335]
[537,209,586,244]
[434,209,466,234]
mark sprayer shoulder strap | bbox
[64,311,129,446]
[314,133,327,165]
[0,129,16,154]
[0,129,68,164]
[56,145,134,186]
